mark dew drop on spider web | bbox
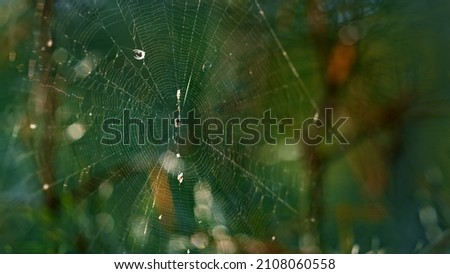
[133,49,145,60]
[313,112,319,123]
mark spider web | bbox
[25,0,323,253]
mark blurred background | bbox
[0,0,449,253]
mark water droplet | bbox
[66,122,86,141]
[174,118,181,128]
[133,49,145,60]
[177,172,184,184]
[313,112,319,123]
[202,61,212,71]
[8,51,16,62]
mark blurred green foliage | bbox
[0,0,450,254]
